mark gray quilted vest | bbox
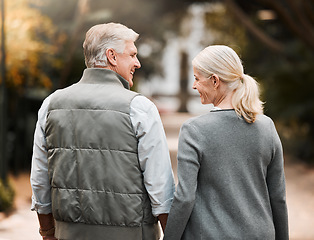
[45,68,159,239]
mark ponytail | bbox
[232,74,263,123]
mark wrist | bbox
[39,226,55,237]
[43,236,57,240]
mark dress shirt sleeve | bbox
[163,121,200,240]
[130,95,175,217]
[30,95,52,214]
[266,120,289,239]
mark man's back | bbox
[46,69,158,239]
[31,23,174,240]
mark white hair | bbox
[83,22,139,68]
[192,45,263,123]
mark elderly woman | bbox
[164,45,288,240]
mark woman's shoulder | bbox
[256,114,275,126]
[182,110,231,129]
[183,111,275,129]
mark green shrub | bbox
[0,178,15,212]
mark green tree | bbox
[221,0,314,163]
[5,0,65,92]
[2,0,66,172]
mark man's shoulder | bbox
[48,83,78,99]
[131,95,156,113]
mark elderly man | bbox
[30,22,175,240]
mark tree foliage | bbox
[221,0,314,162]
[4,0,66,92]
[0,178,14,212]
[2,0,314,166]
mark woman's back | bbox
[164,45,288,240]
[165,110,288,240]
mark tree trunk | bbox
[177,51,189,112]
[224,0,284,54]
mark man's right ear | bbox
[106,49,117,66]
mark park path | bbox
[0,112,313,240]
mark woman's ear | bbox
[106,48,117,66]
[212,74,220,90]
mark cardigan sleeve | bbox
[266,120,289,240]
[164,121,201,240]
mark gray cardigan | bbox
[164,110,288,240]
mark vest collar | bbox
[79,68,130,90]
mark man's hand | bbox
[158,213,168,232]
[42,236,57,240]
[37,213,56,239]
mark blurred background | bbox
[0,0,313,239]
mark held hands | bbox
[158,213,168,232]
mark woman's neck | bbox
[216,102,233,109]
[214,91,234,110]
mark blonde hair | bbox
[192,45,263,123]
[83,22,139,68]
